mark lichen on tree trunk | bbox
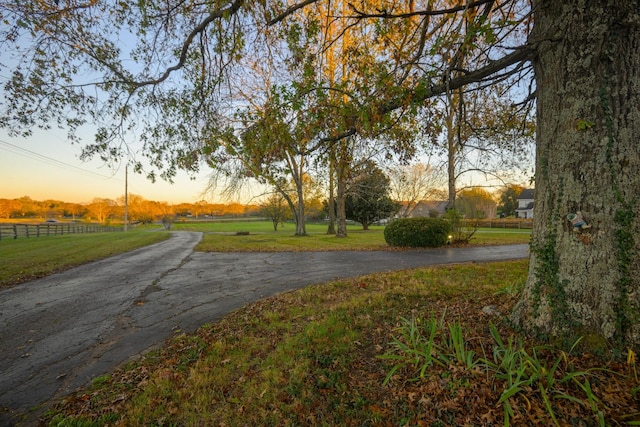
[512,0,640,351]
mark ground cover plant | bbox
[0,228,168,287]
[45,260,639,426]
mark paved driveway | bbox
[0,232,528,425]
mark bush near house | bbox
[384,217,451,247]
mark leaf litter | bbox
[45,261,639,426]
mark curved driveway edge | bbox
[0,233,528,425]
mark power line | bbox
[0,139,123,181]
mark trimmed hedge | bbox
[384,217,451,248]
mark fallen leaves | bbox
[43,263,640,426]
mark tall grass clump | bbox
[380,315,613,426]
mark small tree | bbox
[259,193,290,231]
[446,209,477,244]
[455,188,497,219]
[161,215,175,230]
[345,160,400,230]
[497,184,525,217]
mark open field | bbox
[4,220,636,425]
[44,260,639,426]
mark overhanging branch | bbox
[319,45,536,145]
[127,0,246,90]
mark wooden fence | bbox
[0,223,123,240]
[465,219,534,229]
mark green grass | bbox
[172,220,530,252]
[0,228,169,287]
[44,259,639,426]
[196,228,391,251]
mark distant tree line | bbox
[0,196,261,224]
[1,176,524,228]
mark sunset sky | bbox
[0,127,226,205]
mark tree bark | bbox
[326,148,337,234]
[294,178,307,236]
[512,0,640,350]
[335,159,348,238]
[445,98,457,211]
[334,139,351,238]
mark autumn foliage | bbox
[0,196,258,223]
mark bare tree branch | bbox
[268,0,323,25]
[319,44,535,145]
[128,0,246,89]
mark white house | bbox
[515,188,535,219]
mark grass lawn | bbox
[45,260,639,426]
[172,220,531,252]
[0,227,169,287]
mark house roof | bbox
[516,202,534,211]
[518,188,535,200]
[402,200,448,217]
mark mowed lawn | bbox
[0,228,169,287]
[172,220,531,252]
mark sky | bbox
[0,125,531,206]
[0,20,247,206]
[0,127,227,205]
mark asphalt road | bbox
[0,232,528,425]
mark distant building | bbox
[399,200,449,218]
[515,189,535,219]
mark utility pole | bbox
[124,164,129,232]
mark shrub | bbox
[384,218,451,248]
[446,209,478,244]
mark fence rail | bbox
[466,219,534,229]
[0,223,123,240]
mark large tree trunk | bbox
[294,179,307,236]
[326,149,337,235]
[335,140,351,238]
[335,160,348,238]
[512,0,640,350]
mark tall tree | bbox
[510,1,640,349]
[232,90,312,236]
